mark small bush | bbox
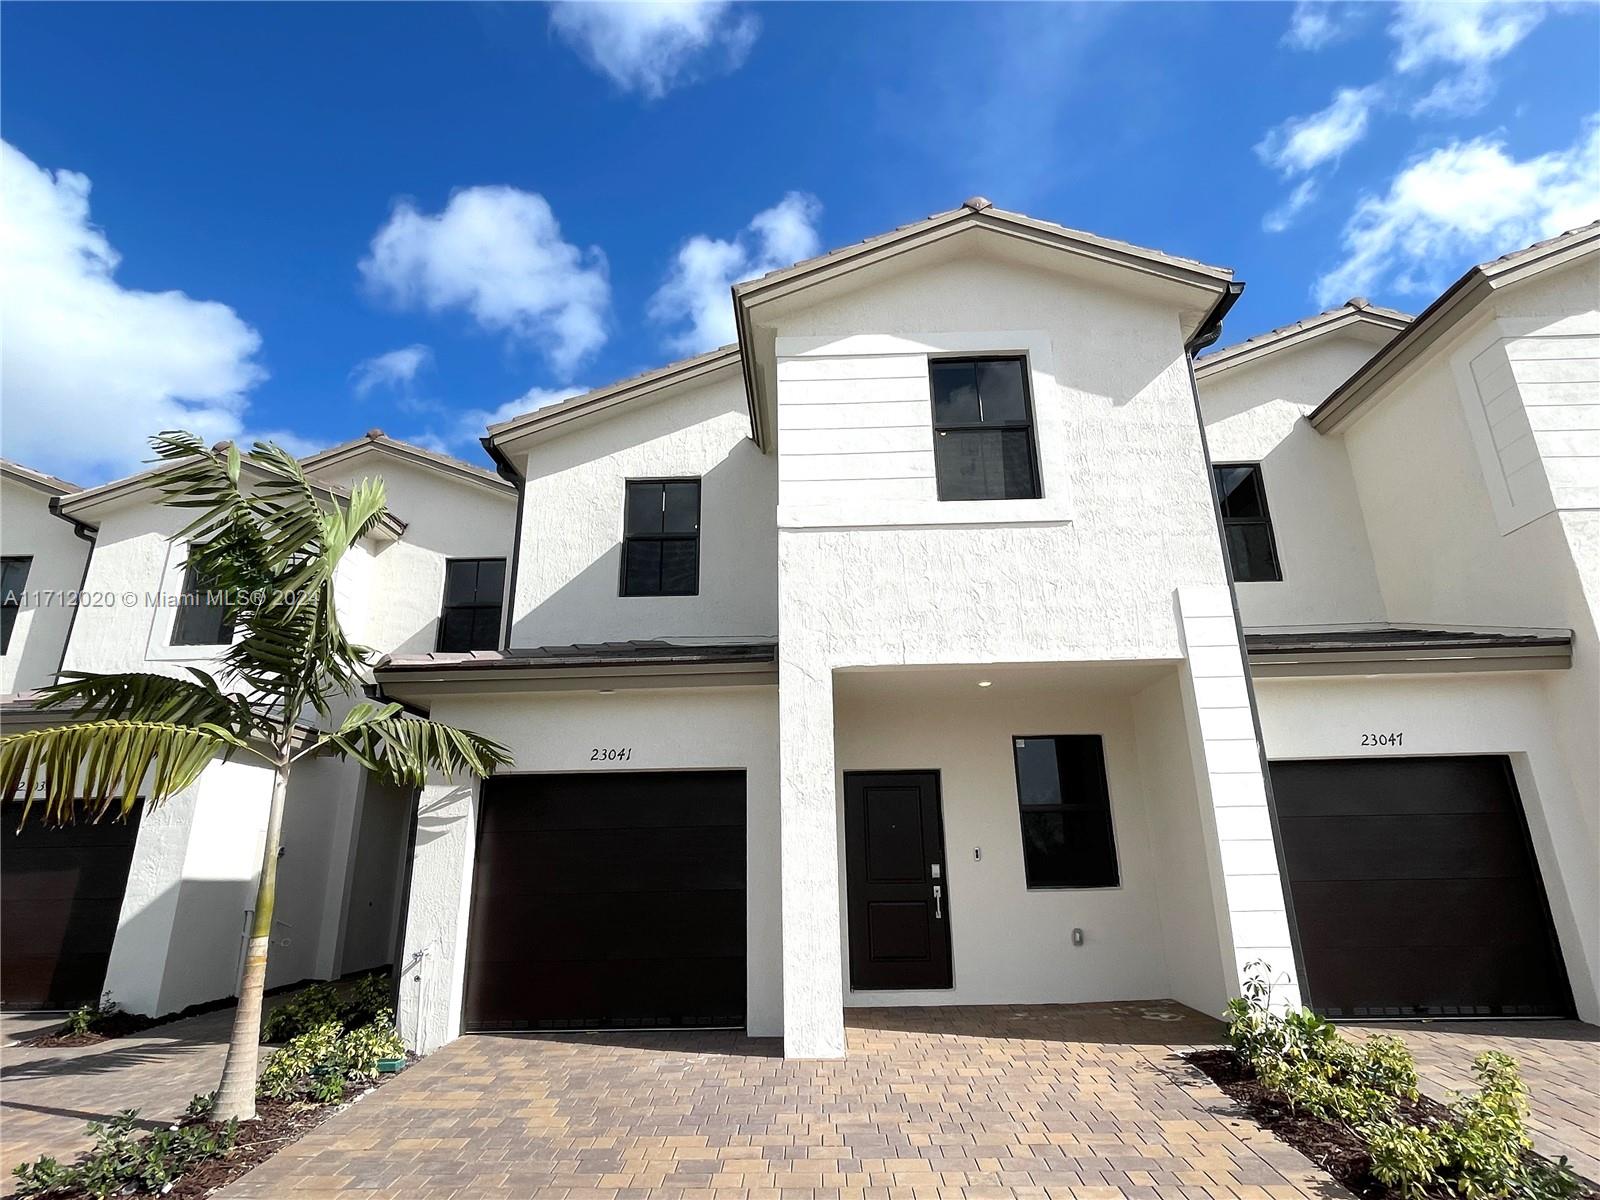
[257,1011,406,1102]
[260,972,393,1043]
[1228,965,1582,1200]
[58,994,121,1039]
[10,1108,238,1199]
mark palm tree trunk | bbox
[213,759,291,1121]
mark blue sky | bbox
[3,0,1597,483]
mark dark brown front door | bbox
[1272,756,1573,1019]
[843,771,951,991]
[2,801,143,1010]
[463,771,745,1031]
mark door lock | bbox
[932,884,943,919]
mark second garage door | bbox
[1271,756,1572,1019]
[463,770,745,1031]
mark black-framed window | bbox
[171,561,236,647]
[1213,463,1282,583]
[437,558,505,652]
[2,556,32,655]
[930,356,1041,501]
[621,479,700,597]
[1012,734,1119,888]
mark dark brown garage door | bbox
[463,771,745,1031]
[2,802,142,1010]
[1271,757,1572,1019]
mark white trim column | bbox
[778,654,846,1057]
[1176,585,1303,1009]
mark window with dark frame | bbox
[1011,735,1119,888]
[1213,463,1282,583]
[2,556,32,655]
[621,479,700,597]
[170,560,236,647]
[930,356,1041,501]
[437,558,506,653]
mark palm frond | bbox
[38,669,268,736]
[0,720,246,828]
[306,702,512,788]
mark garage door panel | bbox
[1280,811,1534,881]
[1270,757,1570,1019]
[464,771,746,1031]
[464,957,745,1031]
[474,826,746,894]
[2,803,142,1010]
[466,889,746,960]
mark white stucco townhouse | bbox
[3,201,1595,1058]
[0,432,516,1017]
[370,201,1598,1058]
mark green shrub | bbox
[256,1011,406,1102]
[260,972,393,1043]
[10,1108,238,1199]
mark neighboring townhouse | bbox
[1197,223,1600,1030]
[0,431,516,1017]
[378,203,1599,1058]
[1,460,91,696]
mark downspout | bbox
[46,497,98,684]
[1181,279,1312,1000]
[480,435,526,653]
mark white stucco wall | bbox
[1256,672,1600,1023]
[1340,266,1599,904]
[1197,335,1389,627]
[762,253,1261,1055]
[395,684,780,1054]
[832,666,1177,1009]
[509,370,778,648]
[306,454,515,656]
[0,479,90,694]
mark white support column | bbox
[394,777,478,1055]
[1176,585,1303,1009]
[778,654,847,1058]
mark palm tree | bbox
[0,431,512,1120]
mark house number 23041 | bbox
[1361,732,1403,747]
[591,747,632,761]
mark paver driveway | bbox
[221,1001,1350,1200]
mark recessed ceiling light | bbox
[977,680,993,688]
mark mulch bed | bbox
[1186,1049,1599,1200]
[21,977,330,1047]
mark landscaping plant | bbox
[261,970,393,1042]
[256,1012,407,1102]
[11,1106,238,1200]
[0,432,512,1121]
[1226,963,1583,1199]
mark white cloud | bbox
[0,140,269,482]
[1315,119,1600,306]
[1256,86,1382,176]
[351,344,432,399]
[408,384,585,454]
[649,192,821,355]
[360,186,608,377]
[1263,179,1320,234]
[1283,2,1361,50]
[1390,0,1546,116]
[549,1,758,100]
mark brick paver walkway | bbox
[220,1001,1352,1200]
[1356,1020,1600,1183]
[0,998,291,1178]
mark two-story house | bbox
[372,199,1596,1060]
[0,432,516,1016]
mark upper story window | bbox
[170,561,236,647]
[621,479,700,597]
[1213,463,1282,583]
[438,558,506,652]
[930,356,1041,501]
[1012,734,1119,888]
[2,556,32,654]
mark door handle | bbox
[932,884,943,920]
